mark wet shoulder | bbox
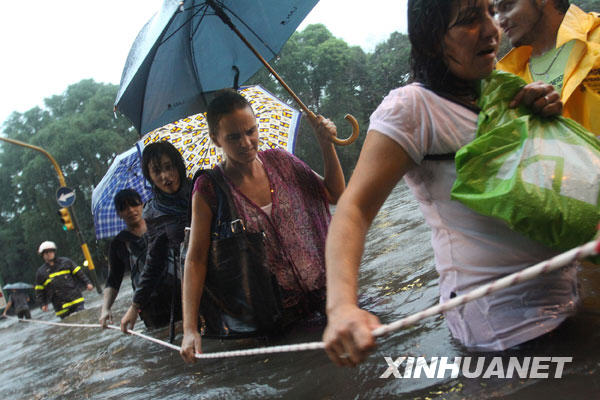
[370,83,477,163]
[113,230,139,246]
[375,83,477,117]
[192,169,217,211]
[260,148,308,177]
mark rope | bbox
[372,239,600,337]
[7,239,599,359]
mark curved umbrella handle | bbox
[331,114,360,146]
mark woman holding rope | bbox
[323,0,577,366]
[180,89,344,362]
[120,142,190,332]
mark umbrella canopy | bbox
[142,85,301,179]
[3,282,33,291]
[92,143,153,239]
[115,0,318,136]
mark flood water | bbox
[1,182,600,399]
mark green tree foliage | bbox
[248,24,410,176]
[364,32,412,112]
[0,80,137,284]
[576,0,600,12]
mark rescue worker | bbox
[35,241,93,319]
[495,0,600,135]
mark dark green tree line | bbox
[0,80,137,284]
[248,24,411,176]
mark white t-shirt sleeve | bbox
[368,84,478,164]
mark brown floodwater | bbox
[1,182,599,399]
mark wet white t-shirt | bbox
[369,83,578,351]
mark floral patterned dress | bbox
[193,149,330,310]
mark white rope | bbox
[9,316,323,358]
[371,239,599,337]
[7,239,598,359]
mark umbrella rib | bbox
[190,7,209,40]
[158,4,208,47]
[222,5,279,58]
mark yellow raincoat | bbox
[497,5,600,135]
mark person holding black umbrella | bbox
[2,289,31,319]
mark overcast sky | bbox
[0,0,407,130]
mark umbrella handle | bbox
[331,114,360,146]
[207,1,360,147]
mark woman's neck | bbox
[432,80,479,110]
[222,157,263,184]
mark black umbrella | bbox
[114,0,358,145]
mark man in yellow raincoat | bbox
[496,1,600,135]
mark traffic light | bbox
[58,207,74,231]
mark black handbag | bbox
[185,168,283,338]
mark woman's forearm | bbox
[320,140,345,204]
[309,115,345,203]
[325,198,370,311]
[101,287,119,312]
[182,259,207,333]
[183,192,213,334]
[325,131,414,311]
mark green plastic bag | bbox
[451,70,600,251]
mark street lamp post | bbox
[0,136,102,293]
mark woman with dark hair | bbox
[180,89,344,362]
[120,141,191,332]
[322,0,574,366]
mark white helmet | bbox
[38,241,57,255]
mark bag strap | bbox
[188,167,246,235]
[209,168,240,221]
[197,168,256,320]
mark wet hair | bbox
[552,0,569,13]
[141,141,186,186]
[114,188,142,212]
[408,0,479,96]
[206,88,253,139]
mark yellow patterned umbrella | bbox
[141,85,301,178]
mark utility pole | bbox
[0,136,102,293]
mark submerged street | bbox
[1,183,600,399]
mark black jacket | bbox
[35,257,91,316]
[105,230,148,292]
[132,181,190,308]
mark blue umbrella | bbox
[91,142,153,239]
[114,0,319,136]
